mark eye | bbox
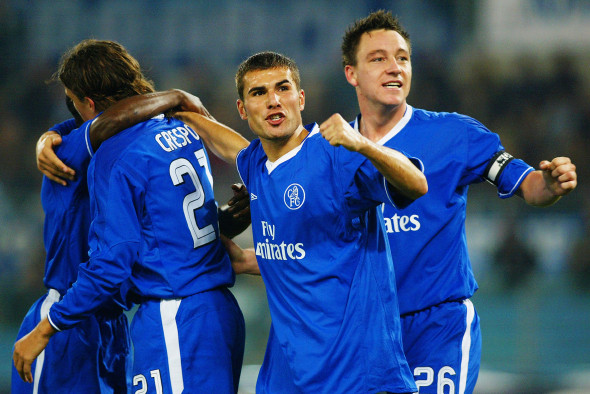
[371,57,385,62]
[278,85,290,91]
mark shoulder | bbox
[413,108,475,124]
[303,122,332,150]
[236,138,264,174]
[411,108,491,135]
[238,138,263,160]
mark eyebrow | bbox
[247,86,266,95]
[366,49,387,58]
[366,48,409,58]
[247,79,291,95]
[275,79,290,87]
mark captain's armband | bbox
[484,151,514,185]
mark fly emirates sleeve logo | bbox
[383,213,421,233]
[255,221,306,261]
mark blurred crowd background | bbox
[0,1,588,392]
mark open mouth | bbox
[383,81,402,88]
[266,113,285,124]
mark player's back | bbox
[89,115,234,300]
[41,121,93,295]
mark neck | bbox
[261,124,309,162]
[357,100,407,142]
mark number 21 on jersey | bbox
[169,149,216,248]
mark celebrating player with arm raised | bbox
[340,10,577,393]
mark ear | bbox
[236,99,247,120]
[84,97,96,113]
[344,65,358,87]
[299,89,305,111]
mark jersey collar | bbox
[353,105,413,146]
[265,123,318,174]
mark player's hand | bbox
[319,113,364,151]
[36,131,75,185]
[13,319,56,383]
[539,157,577,196]
[175,90,214,120]
[226,183,250,220]
[218,184,251,238]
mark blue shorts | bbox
[12,289,130,394]
[131,287,245,394]
[400,299,481,394]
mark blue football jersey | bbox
[49,115,234,330]
[236,123,416,393]
[353,106,533,314]
[41,119,93,295]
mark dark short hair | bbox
[341,10,411,67]
[54,39,154,111]
[235,51,301,101]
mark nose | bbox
[386,59,402,75]
[267,92,280,108]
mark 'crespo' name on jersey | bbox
[155,125,201,152]
[383,213,421,233]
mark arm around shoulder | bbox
[174,111,249,164]
[36,130,75,185]
[89,89,214,151]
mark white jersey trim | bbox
[161,298,184,394]
[84,119,95,158]
[353,105,414,146]
[498,167,534,198]
[459,299,475,394]
[34,289,60,394]
[265,124,319,174]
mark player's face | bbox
[64,88,96,122]
[346,29,412,110]
[237,67,305,142]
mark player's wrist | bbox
[38,318,59,338]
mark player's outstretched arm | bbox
[221,235,260,275]
[174,111,250,164]
[13,318,57,383]
[518,157,577,206]
[319,113,428,200]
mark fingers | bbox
[230,183,247,197]
[318,113,356,148]
[36,133,76,185]
[227,184,250,218]
[13,348,33,383]
[180,93,214,119]
[39,160,75,185]
[540,157,575,172]
[541,157,578,194]
[542,157,576,179]
[24,363,32,383]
